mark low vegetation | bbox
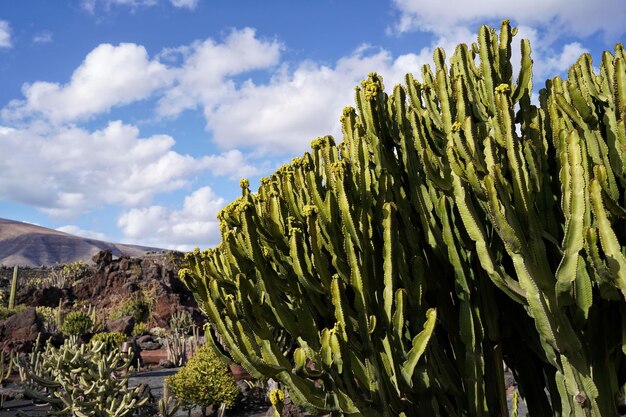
[165,343,240,416]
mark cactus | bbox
[15,337,149,416]
[164,331,187,367]
[0,350,14,410]
[158,382,180,417]
[180,21,626,417]
[8,266,17,310]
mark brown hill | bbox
[0,218,162,267]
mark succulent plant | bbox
[179,21,626,417]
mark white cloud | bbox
[56,225,108,241]
[542,42,589,76]
[157,27,282,117]
[4,43,171,123]
[0,21,12,49]
[170,0,198,9]
[391,0,626,40]
[200,149,262,180]
[202,37,478,154]
[0,121,247,217]
[33,32,53,44]
[118,186,224,250]
[81,0,157,13]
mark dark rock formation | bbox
[107,316,136,335]
[0,307,42,351]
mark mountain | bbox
[0,218,163,267]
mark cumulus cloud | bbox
[200,149,262,180]
[0,121,254,218]
[118,186,224,250]
[56,225,108,241]
[3,43,171,123]
[170,0,198,9]
[0,21,12,49]
[388,0,615,86]
[157,27,282,117]
[391,0,626,40]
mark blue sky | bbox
[0,0,625,250]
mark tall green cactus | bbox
[180,21,626,416]
[8,266,18,310]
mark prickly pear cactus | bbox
[181,21,626,417]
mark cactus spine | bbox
[181,22,626,416]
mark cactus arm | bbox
[512,38,532,103]
[555,130,586,303]
[589,178,626,296]
[401,308,437,386]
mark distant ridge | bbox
[0,218,163,267]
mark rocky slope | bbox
[0,218,161,267]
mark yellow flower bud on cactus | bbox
[495,83,511,94]
[269,388,285,406]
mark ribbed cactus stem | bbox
[179,20,626,417]
[8,266,18,310]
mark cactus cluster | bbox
[180,21,626,416]
[16,337,149,417]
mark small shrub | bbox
[109,296,150,323]
[61,311,93,337]
[90,332,126,352]
[165,344,239,412]
[149,327,168,338]
[36,306,60,333]
[129,264,143,278]
[132,322,149,336]
[0,305,25,320]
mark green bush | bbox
[165,344,239,411]
[89,331,126,352]
[61,310,93,337]
[35,306,61,333]
[132,321,149,336]
[0,305,25,321]
[109,296,150,323]
[62,260,90,283]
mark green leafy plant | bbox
[165,343,239,416]
[61,310,93,338]
[180,21,626,417]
